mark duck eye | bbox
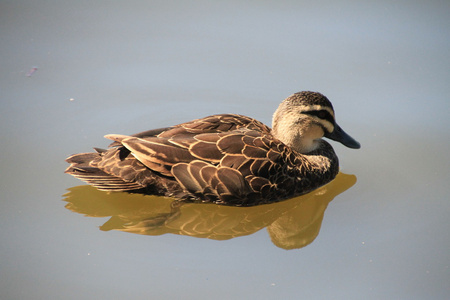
[303,110,334,123]
[317,111,327,119]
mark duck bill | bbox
[325,123,361,149]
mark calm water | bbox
[1,1,449,299]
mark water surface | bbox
[1,1,449,299]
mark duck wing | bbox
[170,128,283,205]
[103,113,272,177]
[67,114,285,204]
[107,128,280,205]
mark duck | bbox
[65,91,360,206]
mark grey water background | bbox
[1,1,449,299]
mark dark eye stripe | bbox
[304,110,335,125]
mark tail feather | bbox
[65,152,145,191]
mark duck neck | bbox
[272,117,323,154]
[306,140,339,175]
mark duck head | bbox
[272,91,361,153]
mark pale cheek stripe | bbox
[320,120,334,133]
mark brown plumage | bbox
[65,91,360,206]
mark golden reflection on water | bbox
[63,172,356,250]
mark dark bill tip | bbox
[324,124,361,149]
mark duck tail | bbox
[64,151,145,192]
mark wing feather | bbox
[189,141,223,162]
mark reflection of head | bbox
[267,206,325,250]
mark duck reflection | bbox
[63,172,356,250]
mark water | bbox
[1,1,449,299]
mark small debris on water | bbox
[26,67,38,77]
